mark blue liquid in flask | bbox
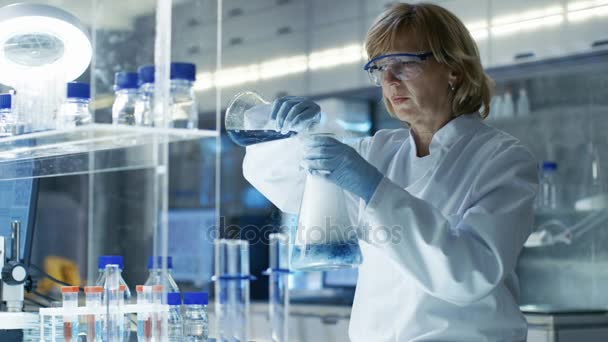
[227,129,297,146]
[291,240,362,271]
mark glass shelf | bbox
[0,124,218,181]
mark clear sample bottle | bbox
[167,292,183,342]
[516,87,530,116]
[112,71,139,125]
[144,256,180,293]
[0,93,15,137]
[95,255,132,302]
[57,82,92,129]
[135,64,155,126]
[183,292,209,342]
[538,161,559,210]
[169,62,198,129]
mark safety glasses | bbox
[363,52,433,86]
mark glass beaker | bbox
[291,171,363,271]
[225,91,299,146]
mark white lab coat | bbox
[243,113,538,341]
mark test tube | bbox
[152,284,167,340]
[61,286,79,342]
[85,286,103,342]
[214,239,251,342]
[268,233,290,342]
[119,285,130,341]
[136,285,152,342]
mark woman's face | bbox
[381,35,456,128]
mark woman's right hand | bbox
[270,96,321,134]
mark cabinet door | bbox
[563,0,608,55]
[489,0,566,67]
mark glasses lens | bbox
[367,55,425,86]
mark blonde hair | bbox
[365,3,493,118]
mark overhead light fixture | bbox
[0,3,92,86]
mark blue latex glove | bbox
[270,96,321,134]
[301,135,384,203]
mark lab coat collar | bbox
[408,112,483,157]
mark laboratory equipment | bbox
[0,221,28,313]
[0,93,15,137]
[501,87,514,117]
[168,62,197,129]
[95,255,131,302]
[136,285,153,342]
[167,292,183,342]
[61,286,79,342]
[516,87,530,116]
[264,233,290,342]
[490,94,503,119]
[183,292,209,342]
[104,264,122,342]
[214,239,252,342]
[112,71,139,125]
[56,82,92,129]
[84,286,102,342]
[152,285,166,341]
[144,255,180,293]
[118,285,130,341]
[292,171,362,271]
[537,161,559,210]
[225,91,297,146]
[135,64,155,126]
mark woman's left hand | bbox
[301,135,383,203]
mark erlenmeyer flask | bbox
[225,91,297,146]
[291,170,363,271]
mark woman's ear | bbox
[447,69,461,88]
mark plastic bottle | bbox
[516,87,530,116]
[144,256,180,293]
[136,285,153,342]
[112,72,139,125]
[167,292,183,342]
[183,292,209,342]
[501,87,514,118]
[538,161,558,210]
[169,62,198,129]
[61,286,79,342]
[0,93,15,137]
[57,82,92,129]
[95,255,132,302]
[489,94,503,119]
[134,65,155,126]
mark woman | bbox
[243,3,538,341]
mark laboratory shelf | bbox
[0,124,218,181]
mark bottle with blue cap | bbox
[57,82,92,129]
[169,62,198,129]
[112,72,139,125]
[183,292,209,341]
[134,65,155,127]
[144,256,180,293]
[95,255,132,302]
[537,161,559,210]
[167,292,183,342]
[0,93,15,137]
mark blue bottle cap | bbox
[67,82,90,99]
[148,256,173,269]
[0,93,11,109]
[170,62,196,81]
[167,292,181,306]
[138,65,155,84]
[183,292,208,305]
[542,161,557,171]
[114,72,139,90]
[98,255,124,270]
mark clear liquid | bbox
[183,305,209,342]
[227,129,296,146]
[168,307,183,342]
[291,240,362,271]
